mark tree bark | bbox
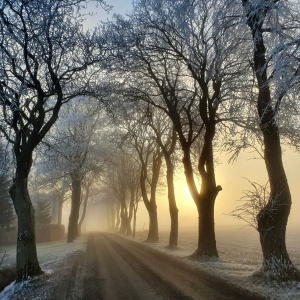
[182,130,220,258]
[243,0,300,281]
[115,203,120,231]
[119,206,127,234]
[67,176,81,243]
[133,206,137,238]
[147,203,159,242]
[10,159,43,281]
[78,185,89,235]
[139,150,162,243]
[165,155,178,248]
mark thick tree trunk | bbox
[182,134,220,258]
[67,176,81,243]
[165,155,178,248]
[256,130,300,280]
[10,161,42,281]
[147,203,159,242]
[194,192,218,257]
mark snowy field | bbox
[129,226,300,300]
[1,227,300,299]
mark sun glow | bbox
[186,187,192,198]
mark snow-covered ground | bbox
[0,235,87,299]
[128,227,300,300]
[0,235,87,268]
[1,227,300,299]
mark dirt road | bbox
[6,233,266,299]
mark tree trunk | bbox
[256,130,300,280]
[133,207,137,238]
[165,155,178,248]
[125,216,132,235]
[119,206,127,234]
[147,203,159,242]
[126,187,136,236]
[57,199,63,226]
[140,153,161,243]
[110,205,115,231]
[78,186,89,235]
[67,176,81,243]
[182,135,220,258]
[115,203,120,231]
[10,161,42,281]
[194,192,218,257]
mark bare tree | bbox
[145,108,179,247]
[43,98,106,242]
[106,0,250,257]
[0,0,106,280]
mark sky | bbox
[74,0,300,237]
[82,0,133,29]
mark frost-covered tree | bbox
[0,0,106,280]
[106,0,249,257]
[34,199,52,226]
[0,143,14,231]
[143,107,179,247]
[0,173,14,230]
[41,97,107,243]
[101,148,141,236]
[242,0,300,281]
[125,116,164,242]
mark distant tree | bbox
[0,182,15,230]
[102,153,133,235]
[0,145,15,231]
[78,171,101,234]
[128,118,163,242]
[34,200,52,226]
[143,107,178,247]
[107,0,249,256]
[42,98,106,243]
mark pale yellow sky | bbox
[77,145,299,237]
[129,146,300,233]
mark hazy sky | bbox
[77,0,300,237]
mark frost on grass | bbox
[0,279,33,300]
[124,228,300,299]
[0,235,87,299]
[253,256,300,282]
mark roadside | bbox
[1,232,300,299]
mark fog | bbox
[1,0,300,298]
[58,146,299,236]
